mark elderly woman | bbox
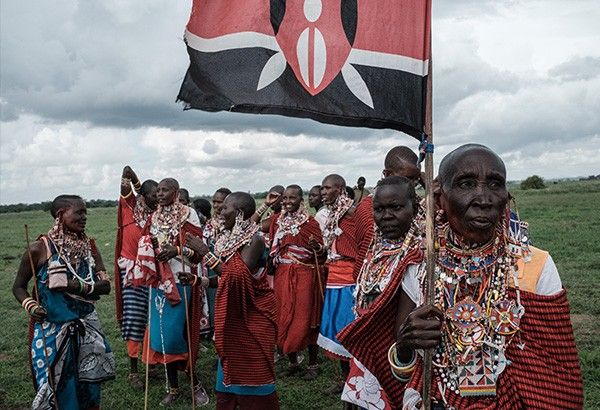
[13,195,115,410]
[340,144,583,409]
[186,192,279,410]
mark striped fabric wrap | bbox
[119,266,148,342]
[215,252,277,386]
[329,214,358,264]
[353,196,374,280]
[339,271,584,408]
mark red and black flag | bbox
[177,0,431,139]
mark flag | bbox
[177,0,431,139]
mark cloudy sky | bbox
[1,0,599,204]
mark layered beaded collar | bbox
[356,224,419,310]
[274,206,310,239]
[322,194,353,249]
[214,216,259,261]
[432,211,526,398]
[47,219,92,270]
[150,202,189,246]
[132,195,153,228]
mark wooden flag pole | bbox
[421,28,435,409]
[179,232,196,410]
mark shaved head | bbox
[227,191,256,219]
[159,178,179,190]
[438,144,506,190]
[322,174,346,188]
[269,185,285,194]
[384,146,419,171]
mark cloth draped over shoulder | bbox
[330,214,358,264]
[339,254,584,408]
[353,196,374,280]
[114,195,150,323]
[215,252,277,386]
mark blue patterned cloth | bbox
[31,238,114,410]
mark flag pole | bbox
[421,1,435,406]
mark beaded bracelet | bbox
[387,343,417,381]
[182,246,195,258]
[203,252,220,270]
[121,177,132,187]
[22,297,37,314]
[88,282,95,295]
[255,203,269,217]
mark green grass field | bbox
[1,180,599,409]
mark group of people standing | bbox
[13,143,584,409]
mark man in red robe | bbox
[316,174,358,394]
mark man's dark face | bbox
[308,187,322,209]
[357,178,365,190]
[157,181,178,207]
[143,186,158,210]
[212,192,227,216]
[373,184,414,240]
[321,178,342,206]
[439,150,508,244]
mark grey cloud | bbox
[548,56,600,82]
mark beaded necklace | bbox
[214,214,259,261]
[132,195,153,228]
[273,206,310,240]
[432,215,524,398]
[47,219,95,284]
[322,194,353,249]
[356,224,418,310]
[150,202,189,247]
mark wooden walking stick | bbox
[421,29,435,410]
[143,276,152,410]
[24,225,59,410]
[179,231,196,409]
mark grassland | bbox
[1,180,598,409]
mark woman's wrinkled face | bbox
[439,150,508,244]
[157,181,178,207]
[282,188,303,214]
[373,184,415,240]
[60,199,87,234]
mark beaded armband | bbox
[203,252,220,270]
[255,203,270,218]
[388,343,417,382]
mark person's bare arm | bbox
[13,241,47,321]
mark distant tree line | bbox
[0,199,119,214]
[0,193,268,214]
